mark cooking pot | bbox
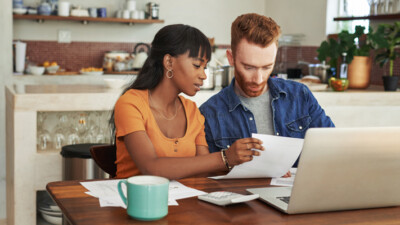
[221,66,235,88]
[200,67,215,90]
[132,43,151,69]
[308,64,330,83]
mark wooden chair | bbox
[90,144,117,178]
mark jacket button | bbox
[276,132,279,136]
[249,117,253,120]
[299,126,303,130]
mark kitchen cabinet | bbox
[13,14,164,25]
[5,84,400,225]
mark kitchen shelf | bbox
[334,13,400,21]
[13,14,164,25]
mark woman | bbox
[111,24,263,179]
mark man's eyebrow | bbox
[242,62,274,67]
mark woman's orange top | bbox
[114,89,208,178]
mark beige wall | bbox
[265,0,328,46]
[14,0,266,44]
[0,0,13,220]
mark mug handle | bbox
[117,180,128,206]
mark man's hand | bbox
[225,138,264,166]
[282,171,291,178]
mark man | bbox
[199,13,334,167]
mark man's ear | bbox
[163,54,173,70]
[226,49,234,66]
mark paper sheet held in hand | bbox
[211,133,303,179]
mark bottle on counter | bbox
[339,52,348,79]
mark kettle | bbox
[132,43,151,69]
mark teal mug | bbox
[118,175,169,221]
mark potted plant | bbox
[317,26,373,89]
[369,22,400,91]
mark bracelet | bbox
[220,149,232,171]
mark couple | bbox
[112,13,334,180]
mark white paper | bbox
[80,179,206,207]
[211,134,303,179]
[270,168,297,187]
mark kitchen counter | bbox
[5,84,400,225]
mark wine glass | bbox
[37,112,52,151]
[52,112,67,150]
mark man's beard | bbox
[234,68,268,97]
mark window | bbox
[326,0,370,34]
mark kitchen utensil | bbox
[29,66,45,75]
[122,9,130,19]
[146,2,159,19]
[286,68,302,79]
[38,1,51,15]
[118,176,169,221]
[103,51,130,71]
[88,7,97,17]
[46,65,60,74]
[220,66,235,88]
[132,43,150,69]
[308,64,330,83]
[201,67,215,90]
[58,2,70,17]
[14,41,27,73]
[97,8,107,17]
[126,0,136,11]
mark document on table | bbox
[80,180,206,207]
[270,168,297,187]
[211,133,303,179]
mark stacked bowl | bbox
[37,191,62,225]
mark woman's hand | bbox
[224,138,264,166]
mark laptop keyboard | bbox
[277,196,290,204]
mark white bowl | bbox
[13,8,28,15]
[46,65,60,74]
[104,78,127,89]
[40,212,62,225]
[29,66,45,75]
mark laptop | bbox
[247,127,400,214]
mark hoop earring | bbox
[166,69,174,79]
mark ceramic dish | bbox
[29,66,45,75]
[40,212,62,225]
[46,65,60,74]
[13,8,27,14]
[38,208,62,217]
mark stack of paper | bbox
[80,180,206,207]
[211,134,303,179]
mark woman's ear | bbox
[163,54,173,71]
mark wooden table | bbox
[47,177,400,225]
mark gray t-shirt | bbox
[238,91,274,135]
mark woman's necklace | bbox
[149,91,179,121]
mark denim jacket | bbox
[199,77,335,156]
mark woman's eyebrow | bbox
[193,57,205,62]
